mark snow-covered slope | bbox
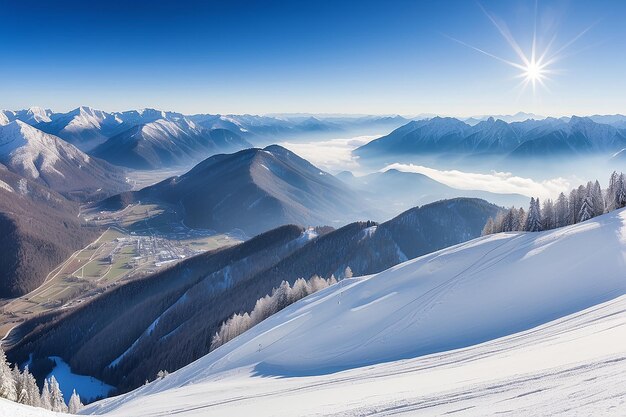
[0,120,88,179]
[36,107,194,151]
[54,107,121,149]
[0,111,9,126]
[0,399,64,417]
[1,107,53,124]
[80,208,626,416]
[91,118,252,169]
[0,121,128,200]
[39,106,125,151]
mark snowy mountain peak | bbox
[0,121,90,179]
[568,115,594,125]
[24,106,52,123]
[138,108,169,120]
[77,105,97,116]
[0,121,30,150]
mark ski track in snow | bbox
[5,210,626,416]
[83,294,626,417]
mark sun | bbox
[524,61,542,81]
[521,58,547,91]
[447,3,593,96]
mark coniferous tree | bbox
[591,180,605,216]
[289,278,309,303]
[607,171,620,211]
[49,376,68,413]
[40,378,52,411]
[12,366,31,405]
[578,195,594,222]
[344,266,353,279]
[68,389,84,414]
[211,274,337,350]
[272,281,291,312]
[568,188,581,224]
[542,199,555,230]
[554,192,569,227]
[481,217,495,236]
[23,367,40,408]
[502,208,516,232]
[482,171,626,235]
[0,347,17,402]
[617,173,626,209]
[515,207,526,231]
[525,197,543,232]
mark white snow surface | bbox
[131,118,203,144]
[0,399,65,417]
[0,121,89,179]
[72,208,626,416]
[0,178,14,193]
[60,107,119,140]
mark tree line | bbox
[483,171,626,235]
[210,273,343,350]
[0,347,83,413]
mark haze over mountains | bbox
[4,106,626,170]
[100,145,374,236]
[337,168,529,210]
[355,115,626,159]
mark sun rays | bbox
[448,1,594,96]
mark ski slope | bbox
[7,209,626,416]
[77,208,626,416]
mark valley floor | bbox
[81,294,626,416]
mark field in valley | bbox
[0,202,240,341]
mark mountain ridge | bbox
[0,121,129,201]
[355,115,626,158]
[98,145,373,235]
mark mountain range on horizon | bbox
[354,114,626,159]
[1,108,625,415]
[3,106,626,176]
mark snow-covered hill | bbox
[0,399,63,417]
[0,111,9,126]
[43,106,124,151]
[91,118,251,169]
[35,107,184,152]
[0,121,128,200]
[75,208,626,416]
[1,107,52,125]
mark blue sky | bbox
[1,0,624,116]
